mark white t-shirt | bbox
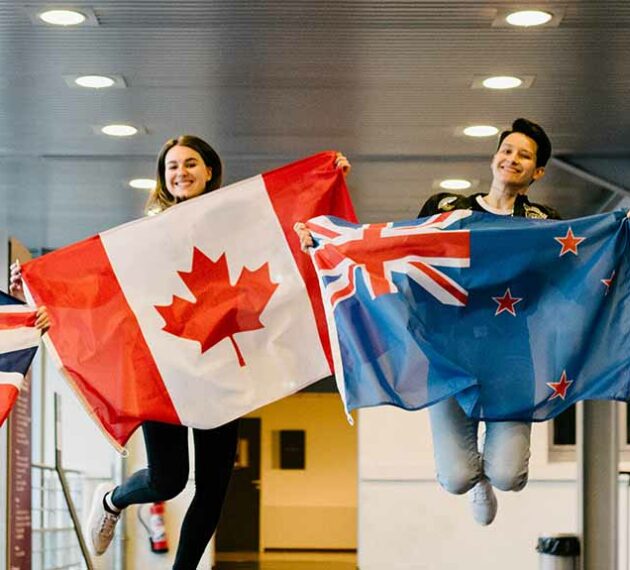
[476,195,513,216]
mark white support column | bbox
[578,401,618,570]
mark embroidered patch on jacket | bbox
[523,204,548,219]
[438,196,458,211]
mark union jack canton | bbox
[308,210,472,309]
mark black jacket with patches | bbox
[418,192,561,220]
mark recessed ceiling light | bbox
[65,74,126,89]
[482,76,523,90]
[471,74,534,90]
[75,75,115,89]
[129,178,156,190]
[463,125,499,138]
[101,124,138,137]
[506,10,553,27]
[39,9,86,26]
[439,179,472,191]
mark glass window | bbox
[550,402,630,461]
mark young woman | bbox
[12,135,350,568]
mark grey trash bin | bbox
[537,535,580,570]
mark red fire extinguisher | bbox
[138,501,169,553]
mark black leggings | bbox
[111,419,239,569]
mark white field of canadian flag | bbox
[22,152,356,450]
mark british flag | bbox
[0,291,39,426]
[307,210,630,422]
[306,210,472,309]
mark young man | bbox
[419,118,559,526]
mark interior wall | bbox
[616,196,630,210]
[357,405,630,570]
[250,392,358,550]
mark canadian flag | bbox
[22,152,356,449]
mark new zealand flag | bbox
[0,291,39,426]
[306,210,630,422]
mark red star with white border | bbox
[492,288,523,316]
[601,270,615,295]
[554,227,586,256]
[547,370,573,401]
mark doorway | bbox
[215,417,261,552]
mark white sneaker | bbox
[468,478,498,526]
[87,483,121,556]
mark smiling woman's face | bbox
[164,144,213,201]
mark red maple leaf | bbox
[155,247,279,367]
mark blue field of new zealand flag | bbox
[306,209,629,422]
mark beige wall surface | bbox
[249,392,358,550]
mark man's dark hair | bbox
[497,118,552,167]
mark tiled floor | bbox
[215,551,357,569]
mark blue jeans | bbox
[429,397,531,494]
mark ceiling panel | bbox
[0,1,628,249]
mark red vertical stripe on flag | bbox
[22,235,180,446]
[262,151,357,369]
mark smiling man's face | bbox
[491,132,545,191]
